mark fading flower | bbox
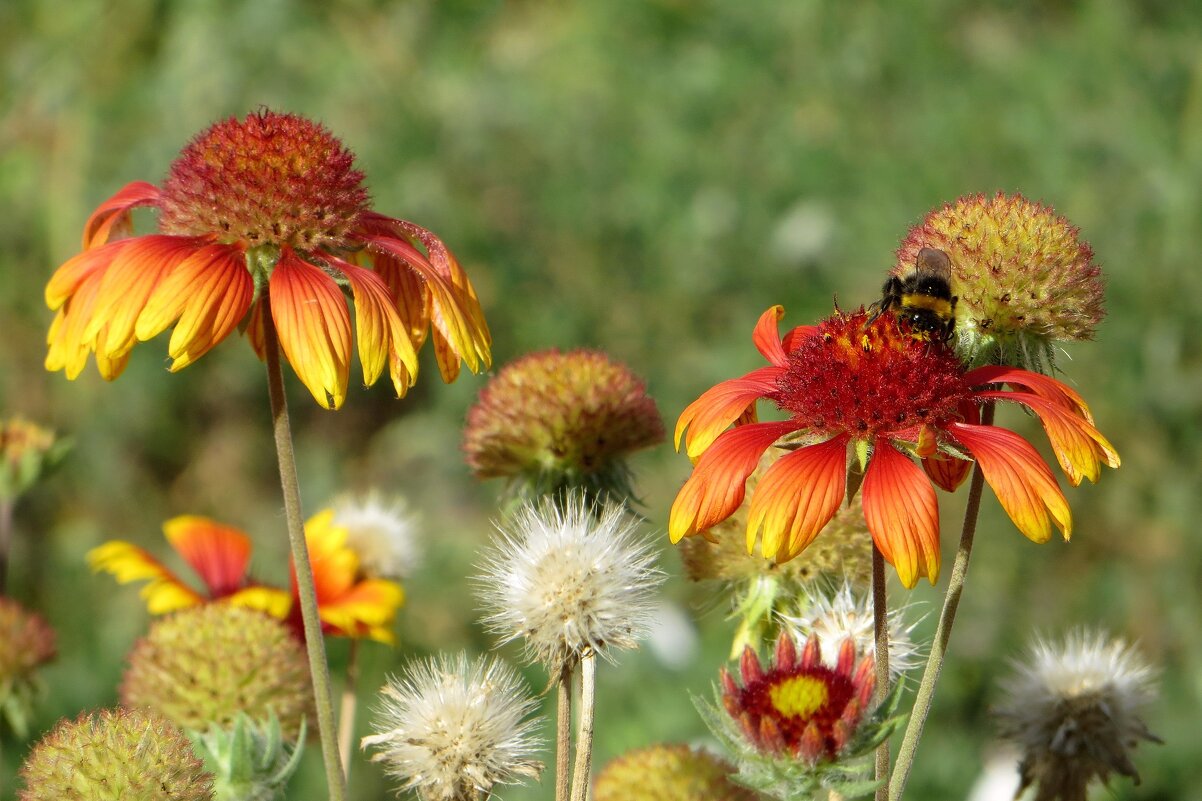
[362,654,542,801]
[594,744,757,801]
[330,491,419,580]
[18,707,213,801]
[121,605,313,741]
[0,598,57,738]
[475,493,663,670]
[463,349,664,503]
[670,306,1119,588]
[994,630,1161,801]
[45,110,490,409]
[895,193,1104,370]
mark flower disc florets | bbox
[158,110,369,251]
[774,310,972,440]
[897,193,1104,369]
[594,744,757,801]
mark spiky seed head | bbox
[594,744,758,801]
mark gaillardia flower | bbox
[895,193,1104,370]
[670,306,1119,588]
[45,110,491,409]
[463,348,664,502]
[88,511,403,643]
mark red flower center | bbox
[774,310,972,439]
[157,110,369,251]
[737,663,856,756]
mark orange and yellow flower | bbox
[88,512,403,644]
[46,110,491,409]
[669,306,1119,588]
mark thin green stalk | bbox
[569,650,597,801]
[886,404,995,800]
[262,307,347,801]
[556,661,574,801]
[872,545,890,801]
[338,639,361,780]
[0,498,13,595]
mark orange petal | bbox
[980,390,1119,486]
[967,365,1094,423]
[324,255,419,395]
[45,239,131,310]
[162,516,253,598]
[862,440,940,588]
[781,324,819,353]
[950,422,1072,544]
[923,452,972,492]
[302,509,357,601]
[318,579,404,644]
[752,305,789,366]
[82,181,160,249]
[748,434,848,562]
[369,250,432,353]
[46,271,105,379]
[136,243,252,371]
[675,366,786,458]
[84,236,203,359]
[86,540,203,614]
[269,250,352,409]
[669,420,798,543]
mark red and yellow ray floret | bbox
[45,110,491,409]
[669,306,1119,588]
[721,633,874,764]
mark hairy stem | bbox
[263,307,347,801]
[872,544,891,801]
[569,651,597,801]
[887,404,995,800]
[338,639,361,780]
[556,661,574,801]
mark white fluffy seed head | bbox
[995,630,1160,800]
[475,494,665,670]
[361,654,543,801]
[782,581,921,679]
[331,491,420,580]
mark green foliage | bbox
[189,713,306,801]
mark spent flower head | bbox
[671,305,1118,588]
[895,193,1104,370]
[0,416,67,501]
[994,630,1161,801]
[361,654,543,801]
[0,598,57,737]
[18,707,214,801]
[463,348,664,504]
[330,490,420,580]
[121,605,314,741]
[45,109,490,408]
[593,744,757,801]
[476,493,664,671]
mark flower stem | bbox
[0,498,13,595]
[262,306,347,801]
[556,661,574,801]
[569,650,597,801]
[338,639,361,781]
[886,404,995,801]
[872,544,890,801]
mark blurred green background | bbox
[2,0,1200,797]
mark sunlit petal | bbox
[747,434,848,562]
[967,365,1094,423]
[269,250,352,409]
[862,440,940,588]
[45,239,131,310]
[981,390,1119,486]
[923,452,973,492]
[675,366,786,458]
[326,254,419,395]
[46,271,105,379]
[227,586,293,619]
[162,515,252,598]
[318,579,404,645]
[86,540,203,614]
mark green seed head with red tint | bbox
[773,309,973,443]
[158,110,369,252]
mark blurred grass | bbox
[2,0,1201,797]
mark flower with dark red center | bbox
[721,633,875,764]
[669,305,1119,588]
[45,110,491,409]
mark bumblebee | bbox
[869,247,958,343]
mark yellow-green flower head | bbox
[895,193,1104,370]
[463,349,664,503]
[121,605,313,741]
[0,417,65,501]
[18,707,214,801]
[0,598,56,737]
[594,744,757,801]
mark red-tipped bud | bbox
[739,645,765,685]
[835,637,857,677]
[800,635,822,670]
[797,720,826,763]
[758,715,787,755]
[773,632,797,671]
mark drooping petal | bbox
[752,305,789,366]
[324,254,419,396]
[87,540,204,614]
[46,270,106,379]
[268,249,352,409]
[979,390,1119,486]
[862,440,940,588]
[81,181,160,249]
[747,434,848,562]
[369,248,432,353]
[949,422,1072,544]
[162,515,253,598]
[136,243,252,371]
[45,239,131,310]
[923,452,973,492]
[966,365,1094,423]
[674,366,787,458]
[84,235,204,360]
[669,420,798,543]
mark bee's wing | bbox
[915,247,953,279]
